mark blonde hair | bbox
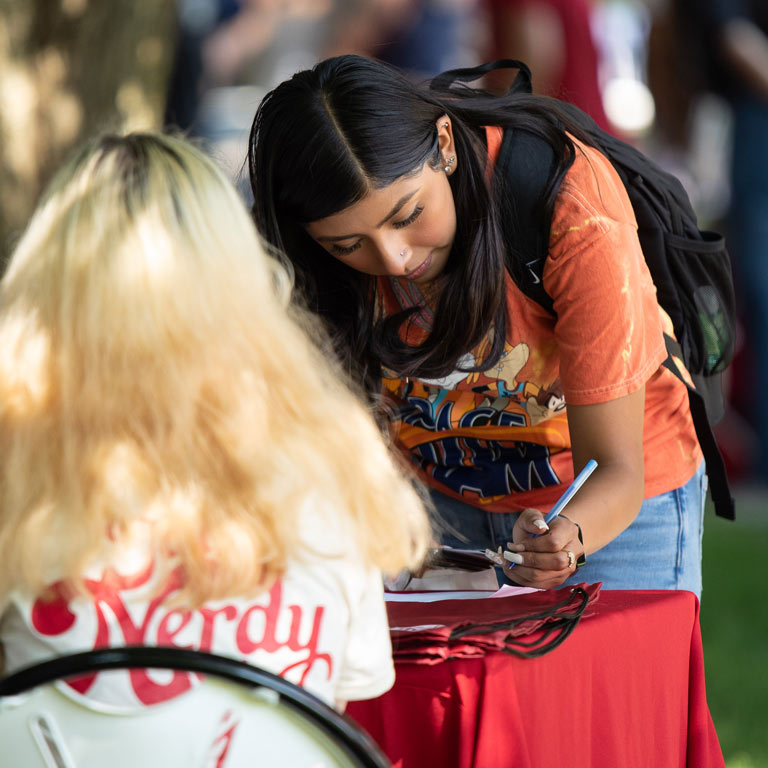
[0,133,430,606]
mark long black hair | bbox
[248,55,585,390]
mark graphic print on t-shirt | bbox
[381,324,570,504]
[23,561,332,706]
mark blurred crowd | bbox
[162,0,768,487]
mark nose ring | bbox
[400,249,406,257]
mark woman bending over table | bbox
[247,54,708,595]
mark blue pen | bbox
[504,459,598,568]
[543,459,598,527]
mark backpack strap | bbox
[430,57,554,306]
[430,58,533,95]
[495,126,555,314]
[497,125,736,520]
[663,338,736,520]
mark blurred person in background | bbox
[165,0,243,132]
[167,0,476,129]
[663,0,768,484]
[165,0,336,133]
[701,1,768,485]
[483,0,613,133]
[326,0,479,78]
[165,0,479,187]
[0,132,430,710]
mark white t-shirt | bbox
[0,502,394,708]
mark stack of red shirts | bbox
[386,583,602,664]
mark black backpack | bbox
[431,60,737,520]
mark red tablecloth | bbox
[347,590,724,768]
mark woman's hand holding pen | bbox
[501,510,583,589]
[501,459,596,588]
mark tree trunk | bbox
[0,0,178,266]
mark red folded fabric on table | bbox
[387,582,601,663]
[349,590,725,768]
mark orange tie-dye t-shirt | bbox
[377,129,701,512]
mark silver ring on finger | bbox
[566,550,576,569]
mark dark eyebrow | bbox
[316,232,364,243]
[315,188,420,243]
[376,189,419,227]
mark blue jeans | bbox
[429,462,707,597]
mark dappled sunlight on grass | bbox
[727,755,762,768]
[701,490,768,768]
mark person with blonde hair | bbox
[0,132,430,709]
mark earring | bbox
[443,155,455,174]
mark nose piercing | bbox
[400,249,405,257]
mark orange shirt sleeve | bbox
[542,138,667,405]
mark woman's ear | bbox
[435,115,457,175]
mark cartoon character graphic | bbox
[388,337,568,498]
[481,341,530,397]
[411,352,475,417]
[418,352,477,389]
[525,378,566,425]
